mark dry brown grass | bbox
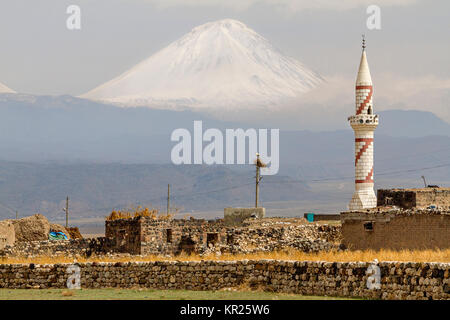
[106,206,172,221]
[1,248,449,265]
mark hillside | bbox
[0,162,310,221]
[377,109,450,137]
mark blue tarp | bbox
[49,231,68,240]
[306,213,315,222]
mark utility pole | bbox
[255,159,260,208]
[167,184,170,214]
[421,176,427,188]
[63,196,69,228]
[255,153,265,208]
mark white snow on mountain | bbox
[0,82,15,94]
[82,19,323,111]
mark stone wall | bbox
[341,209,450,250]
[0,260,448,300]
[415,188,450,209]
[377,188,450,209]
[0,238,115,258]
[105,219,141,254]
[0,221,15,250]
[1,218,341,258]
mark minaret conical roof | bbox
[356,50,372,86]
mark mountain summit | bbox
[0,82,15,94]
[82,19,323,112]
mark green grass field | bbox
[0,289,357,300]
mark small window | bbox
[368,106,372,115]
[227,234,234,245]
[207,233,219,245]
[364,222,374,231]
[118,229,126,239]
[166,229,173,243]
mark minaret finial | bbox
[362,34,366,51]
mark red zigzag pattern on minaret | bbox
[356,167,374,184]
[356,85,373,115]
[355,138,373,165]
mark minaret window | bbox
[368,106,372,115]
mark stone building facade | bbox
[377,187,450,209]
[105,217,341,256]
[105,218,228,255]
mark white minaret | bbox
[348,37,379,210]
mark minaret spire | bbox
[348,37,379,211]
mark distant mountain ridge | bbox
[378,109,450,137]
[1,94,449,165]
[0,94,449,222]
[0,161,309,220]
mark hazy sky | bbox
[0,0,449,124]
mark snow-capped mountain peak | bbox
[82,19,323,111]
[0,82,15,94]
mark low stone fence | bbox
[0,260,448,300]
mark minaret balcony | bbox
[348,114,379,128]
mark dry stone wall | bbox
[0,238,114,258]
[0,260,448,300]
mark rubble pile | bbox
[202,219,342,255]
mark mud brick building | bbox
[341,209,449,250]
[341,187,450,250]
